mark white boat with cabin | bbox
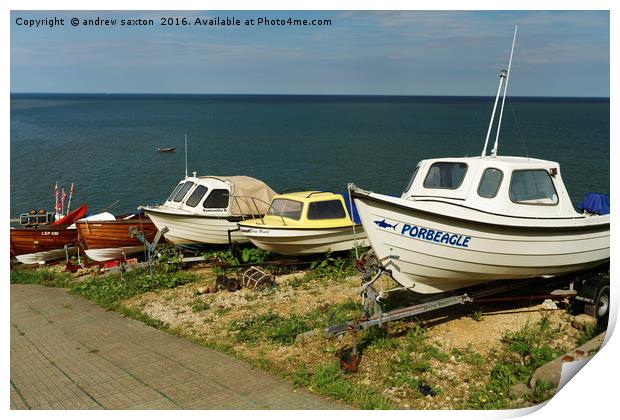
[140,175,277,249]
[350,27,610,294]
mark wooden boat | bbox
[140,175,277,249]
[10,227,79,264]
[75,213,159,262]
[238,191,367,255]
[350,29,609,294]
[157,147,176,153]
[10,203,87,264]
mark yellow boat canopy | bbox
[239,191,360,229]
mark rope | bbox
[508,97,529,158]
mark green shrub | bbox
[10,268,73,287]
[70,268,197,308]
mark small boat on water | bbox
[157,148,176,153]
[350,28,610,294]
[238,191,367,255]
[10,203,88,264]
[75,212,159,262]
[140,175,277,249]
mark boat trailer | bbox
[129,226,168,262]
[325,255,610,336]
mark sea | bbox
[10,94,609,218]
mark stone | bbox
[541,299,558,310]
[510,383,531,399]
[294,328,320,345]
[572,314,597,330]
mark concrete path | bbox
[10,284,346,410]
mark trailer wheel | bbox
[585,284,610,321]
[225,278,240,292]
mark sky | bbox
[10,10,610,96]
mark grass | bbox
[577,320,606,346]
[292,361,393,409]
[191,299,211,313]
[11,268,73,288]
[228,298,363,346]
[466,313,563,409]
[304,252,356,282]
[11,265,198,316]
[70,268,197,309]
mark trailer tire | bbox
[585,284,610,321]
[225,278,240,292]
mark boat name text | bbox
[400,224,471,248]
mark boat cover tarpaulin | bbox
[212,176,277,215]
[579,193,610,215]
[340,192,361,224]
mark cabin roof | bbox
[422,155,558,167]
[274,191,341,202]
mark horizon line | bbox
[10,92,611,99]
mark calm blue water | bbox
[10,94,609,218]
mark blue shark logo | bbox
[374,219,399,230]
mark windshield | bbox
[173,182,195,202]
[423,162,468,189]
[167,182,184,201]
[267,199,303,220]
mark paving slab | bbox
[10,284,347,410]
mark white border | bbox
[3,2,616,419]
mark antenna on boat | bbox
[184,133,188,179]
[492,25,518,158]
[481,25,518,158]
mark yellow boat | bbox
[238,191,367,255]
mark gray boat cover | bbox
[200,176,277,216]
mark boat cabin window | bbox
[509,170,559,205]
[267,199,303,220]
[307,200,347,220]
[167,182,184,201]
[403,166,420,193]
[203,189,230,209]
[173,182,195,202]
[423,162,468,189]
[477,168,503,198]
[185,185,208,207]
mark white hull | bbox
[142,209,248,246]
[84,245,148,262]
[354,192,610,294]
[15,247,77,265]
[239,225,368,255]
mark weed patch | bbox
[70,268,197,309]
[467,314,562,409]
[293,362,393,409]
[191,300,211,313]
[10,268,73,288]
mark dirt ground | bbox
[120,263,592,410]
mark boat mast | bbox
[481,70,506,157]
[481,25,518,158]
[491,25,518,158]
